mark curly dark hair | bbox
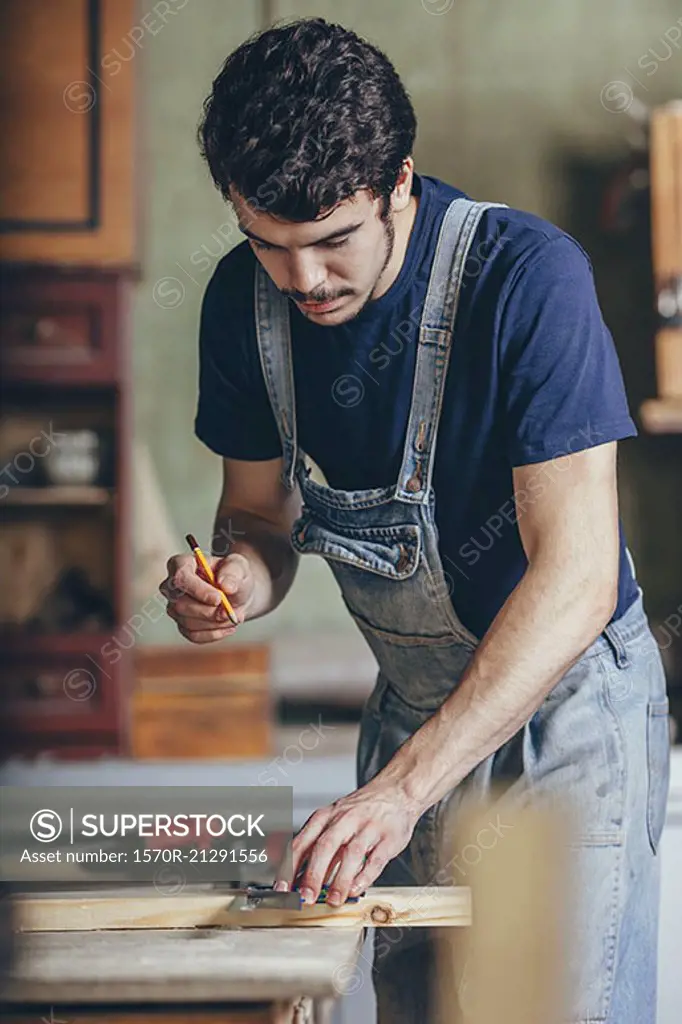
[197,17,417,222]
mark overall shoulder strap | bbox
[254,264,298,491]
[396,197,507,502]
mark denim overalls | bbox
[253,197,671,1024]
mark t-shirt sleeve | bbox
[498,234,637,466]
[194,259,283,461]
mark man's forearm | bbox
[213,507,298,619]
[377,560,618,814]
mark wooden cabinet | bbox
[131,646,274,760]
[0,0,138,267]
[0,264,134,759]
[0,0,138,757]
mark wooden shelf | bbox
[2,486,112,506]
[640,398,682,434]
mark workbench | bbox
[0,885,470,1024]
[0,755,584,1023]
[0,923,365,1023]
[0,755,368,1023]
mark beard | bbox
[336,214,396,324]
[380,212,396,277]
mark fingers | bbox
[215,553,252,602]
[273,808,332,896]
[289,808,334,891]
[346,842,391,899]
[274,796,406,906]
[177,623,238,644]
[161,554,224,607]
[165,600,231,627]
[160,552,241,644]
[319,838,369,906]
[300,828,373,906]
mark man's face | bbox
[230,187,395,326]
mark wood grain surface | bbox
[14,885,471,932]
[0,927,365,1004]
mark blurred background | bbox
[0,1,681,1020]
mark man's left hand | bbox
[274,782,422,906]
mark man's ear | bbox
[390,157,415,214]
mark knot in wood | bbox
[369,902,393,925]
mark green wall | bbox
[132,0,682,645]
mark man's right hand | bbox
[159,552,255,644]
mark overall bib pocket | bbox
[291,512,421,579]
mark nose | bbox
[286,251,326,298]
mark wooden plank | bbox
[0,1007,320,1024]
[650,103,682,399]
[13,885,471,932]
[130,690,273,759]
[640,395,682,433]
[0,1012,288,1024]
[654,328,682,401]
[650,102,682,285]
[132,643,273,759]
[436,798,570,1024]
[0,927,364,1004]
[135,645,270,691]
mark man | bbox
[160,17,671,1023]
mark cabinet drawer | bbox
[1,309,95,367]
[0,270,125,383]
[1,642,121,740]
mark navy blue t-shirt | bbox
[195,172,639,639]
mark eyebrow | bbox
[237,220,365,249]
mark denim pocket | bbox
[291,513,421,580]
[646,698,671,854]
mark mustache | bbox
[282,288,354,303]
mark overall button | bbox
[406,474,421,493]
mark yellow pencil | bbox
[185,533,239,626]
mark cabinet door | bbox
[0,0,136,266]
